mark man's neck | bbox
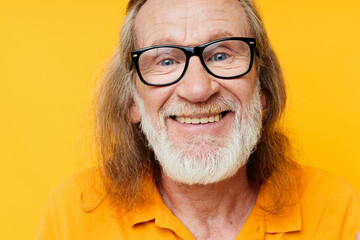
[157,166,258,240]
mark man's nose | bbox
[176,57,220,103]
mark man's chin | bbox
[155,141,245,185]
[160,158,245,186]
[171,138,226,153]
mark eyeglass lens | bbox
[138,39,251,85]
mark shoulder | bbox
[296,165,360,238]
[36,169,127,240]
[297,165,360,204]
[46,169,103,212]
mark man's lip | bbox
[165,111,234,137]
[169,111,230,124]
[170,111,225,118]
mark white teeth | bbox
[174,113,223,124]
[191,118,200,124]
[200,117,208,124]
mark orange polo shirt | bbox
[36,166,360,239]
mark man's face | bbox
[131,0,264,184]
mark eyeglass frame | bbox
[130,37,256,87]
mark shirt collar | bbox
[129,169,302,235]
[128,178,159,226]
[256,169,302,233]
[129,178,195,240]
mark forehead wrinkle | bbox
[135,0,252,48]
[195,7,251,37]
[135,7,188,48]
[186,5,251,43]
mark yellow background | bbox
[0,0,359,239]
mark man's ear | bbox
[130,98,142,123]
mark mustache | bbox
[160,96,240,117]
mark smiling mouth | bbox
[170,111,229,124]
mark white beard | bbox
[134,82,263,185]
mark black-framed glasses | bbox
[130,37,256,87]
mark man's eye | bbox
[160,59,175,66]
[211,53,228,61]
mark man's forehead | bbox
[134,0,251,48]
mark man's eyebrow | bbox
[205,31,236,43]
[148,31,238,47]
[149,38,180,46]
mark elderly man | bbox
[37,0,360,239]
